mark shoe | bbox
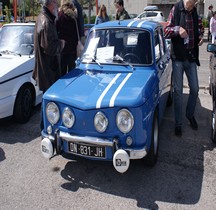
[187,116,198,130]
[175,126,182,137]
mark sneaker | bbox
[187,116,198,130]
[175,126,182,137]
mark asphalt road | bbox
[0,40,216,210]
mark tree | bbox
[80,0,96,23]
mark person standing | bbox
[114,0,130,20]
[164,0,204,137]
[72,0,85,45]
[33,0,65,130]
[56,0,78,75]
[95,4,110,25]
[207,5,214,41]
[210,11,216,44]
[33,0,65,92]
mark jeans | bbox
[172,60,199,127]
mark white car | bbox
[0,23,42,123]
[136,10,165,22]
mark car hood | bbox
[44,69,157,110]
[0,55,34,82]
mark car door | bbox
[154,27,172,121]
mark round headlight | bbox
[46,102,60,125]
[94,112,108,133]
[116,109,134,133]
[62,107,75,128]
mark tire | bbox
[144,111,159,166]
[13,85,34,123]
[212,106,216,143]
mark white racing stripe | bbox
[109,73,132,107]
[96,73,121,109]
[127,20,138,27]
[137,21,146,28]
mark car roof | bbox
[2,22,35,27]
[144,5,159,11]
[92,19,162,32]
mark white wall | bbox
[97,0,148,17]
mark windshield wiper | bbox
[0,50,21,57]
[113,54,134,70]
[82,53,103,68]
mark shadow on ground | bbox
[59,93,214,209]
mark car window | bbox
[83,28,153,66]
[154,28,166,61]
[146,12,158,17]
[0,25,34,55]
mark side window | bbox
[154,31,160,61]
[159,28,166,56]
[154,28,166,61]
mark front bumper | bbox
[41,130,147,160]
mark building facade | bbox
[96,0,212,20]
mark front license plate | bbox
[69,142,106,158]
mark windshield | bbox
[82,28,152,66]
[0,25,34,55]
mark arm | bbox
[209,17,213,33]
[95,16,98,25]
[164,6,181,39]
[197,15,204,46]
[41,18,64,56]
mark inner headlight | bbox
[46,102,60,125]
[62,107,75,128]
[94,112,108,133]
[116,109,134,133]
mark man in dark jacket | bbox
[33,0,65,92]
[114,0,130,20]
[164,0,204,137]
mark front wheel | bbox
[144,112,159,166]
[212,106,216,143]
[13,85,34,123]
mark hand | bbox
[60,39,65,50]
[80,36,86,46]
[179,27,188,38]
[198,37,203,46]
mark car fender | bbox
[11,74,35,97]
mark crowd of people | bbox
[33,0,131,95]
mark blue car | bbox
[41,20,173,173]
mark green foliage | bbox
[202,18,209,28]
[3,5,11,23]
[84,15,96,24]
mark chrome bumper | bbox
[41,130,147,159]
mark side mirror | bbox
[207,44,216,53]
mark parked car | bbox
[136,8,165,22]
[207,43,216,143]
[144,5,159,11]
[41,19,172,173]
[0,23,42,123]
[129,14,137,19]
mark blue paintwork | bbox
[44,67,157,109]
[42,19,172,162]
